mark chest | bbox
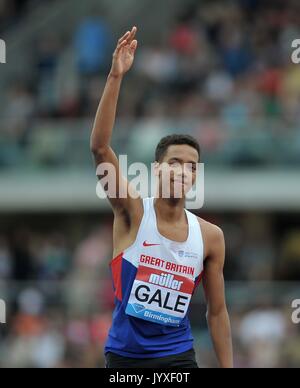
[156,218,189,243]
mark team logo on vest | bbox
[177,251,199,260]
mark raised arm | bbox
[90,26,140,214]
[202,225,233,368]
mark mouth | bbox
[172,179,186,186]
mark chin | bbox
[160,184,188,200]
[169,190,186,200]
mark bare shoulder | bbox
[197,216,224,241]
[196,216,225,259]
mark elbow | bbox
[90,144,108,159]
[90,144,100,156]
[206,305,228,322]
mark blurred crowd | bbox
[0,212,299,368]
[1,0,300,369]
[1,0,300,167]
[0,220,114,368]
[0,0,30,32]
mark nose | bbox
[174,171,188,184]
[183,165,191,178]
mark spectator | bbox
[4,83,36,146]
[74,18,113,77]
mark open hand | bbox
[110,26,138,77]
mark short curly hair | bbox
[155,134,201,162]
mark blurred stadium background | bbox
[1,0,300,368]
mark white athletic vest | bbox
[124,197,204,327]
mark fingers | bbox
[115,26,138,55]
[117,26,137,46]
[127,26,137,45]
[118,30,130,44]
[130,40,138,53]
[115,39,128,55]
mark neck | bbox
[154,197,186,223]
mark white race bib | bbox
[126,264,195,327]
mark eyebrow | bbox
[168,157,197,165]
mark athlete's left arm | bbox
[202,225,233,368]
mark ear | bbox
[154,161,160,177]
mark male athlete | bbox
[90,27,233,368]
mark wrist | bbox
[108,72,124,81]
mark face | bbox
[155,144,199,199]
